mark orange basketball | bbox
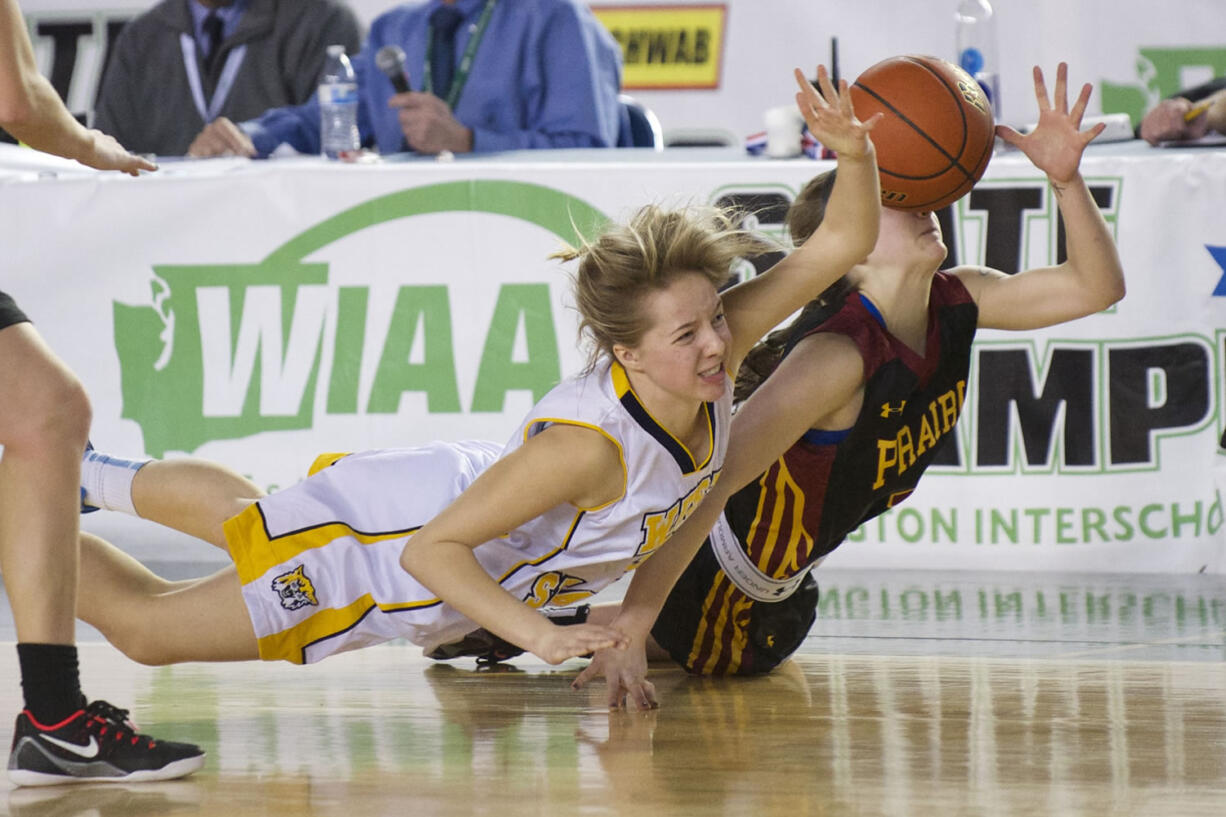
[848,55,996,212]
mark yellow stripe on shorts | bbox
[223,503,422,586]
[256,593,379,664]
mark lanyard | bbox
[423,0,497,110]
[179,34,247,123]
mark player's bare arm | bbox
[722,66,881,373]
[962,63,1125,330]
[400,424,629,664]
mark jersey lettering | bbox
[524,572,593,608]
[635,472,719,564]
[873,380,966,489]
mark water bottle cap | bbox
[959,48,984,75]
[327,44,346,57]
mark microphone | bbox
[375,44,411,94]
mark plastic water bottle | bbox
[955,0,1000,120]
[319,44,359,159]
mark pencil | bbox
[1184,99,1214,122]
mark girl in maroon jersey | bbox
[573,63,1126,708]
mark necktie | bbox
[429,5,465,101]
[202,12,224,74]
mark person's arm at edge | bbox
[0,0,153,173]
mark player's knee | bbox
[5,372,91,452]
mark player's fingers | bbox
[815,65,839,107]
[1033,65,1051,111]
[859,111,884,132]
[994,123,1024,146]
[120,154,156,176]
[1069,82,1093,126]
[627,679,658,711]
[793,69,824,115]
[571,660,600,690]
[606,681,628,709]
[1054,62,1069,114]
[1080,121,1107,146]
[793,67,814,96]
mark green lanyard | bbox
[423,0,498,110]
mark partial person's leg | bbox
[0,322,91,688]
[76,532,260,664]
[0,317,206,785]
[83,453,264,548]
[131,459,263,548]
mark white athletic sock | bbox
[80,449,149,516]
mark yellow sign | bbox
[591,5,727,90]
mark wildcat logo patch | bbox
[271,564,319,611]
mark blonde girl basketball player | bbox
[73,66,884,668]
[571,63,1126,707]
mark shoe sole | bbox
[7,753,205,787]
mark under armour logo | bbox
[880,401,906,418]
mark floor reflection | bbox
[1,568,1225,815]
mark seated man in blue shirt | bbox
[188,0,623,157]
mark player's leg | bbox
[76,532,259,664]
[0,314,204,786]
[131,459,263,548]
[0,322,89,648]
[82,452,264,549]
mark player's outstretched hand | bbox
[793,64,881,160]
[995,63,1102,184]
[528,623,628,666]
[572,640,658,711]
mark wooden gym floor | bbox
[1,566,1224,816]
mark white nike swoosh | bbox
[39,734,100,759]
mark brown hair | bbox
[734,169,853,403]
[553,204,777,371]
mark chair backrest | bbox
[617,94,663,150]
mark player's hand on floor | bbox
[529,623,627,665]
[572,643,658,710]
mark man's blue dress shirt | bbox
[243,0,623,156]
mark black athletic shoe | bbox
[427,604,593,666]
[7,700,205,787]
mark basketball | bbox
[848,55,996,212]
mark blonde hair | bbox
[553,204,776,371]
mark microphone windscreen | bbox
[375,45,410,93]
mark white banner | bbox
[2,143,1224,572]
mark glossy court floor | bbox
[1,566,1225,817]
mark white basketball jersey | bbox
[227,360,730,664]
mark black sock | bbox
[15,643,86,726]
